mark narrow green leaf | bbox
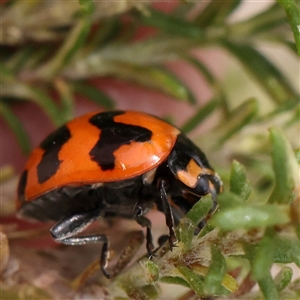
[73,82,115,109]
[295,148,300,164]
[273,237,300,266]
[0,102,31,154]
[258,273,280,300]
[204,244,227,295]
[268,127,299,204]
[39,17,91,78]
[186,194,213,225]
[0,64,15,81]
[0,82,63,125]
[87,18,121,50]
[54,80,74,122]
[140,285,160,299]
[23,46,53,70]
[79,0,95,15]
[215,98,258,145]
[210,204,290,230]
[216,191,245,209]
[28,87,66,126]
[139,8,204,39]
[181,97,221,134]
[252,229,276,280]
[160,276,191,288]
[109,63,196,103]
[184,56,218,88]
[177,265,205,297]
[229,160,252,201]
[277,0,300,56]
[183,56,229,112]
[194,0,242,27]
[141,260,159,283]
[179,218,194,251]
[285,103,300,126]
[274,267,293,292]
[222,41,299,104]
[229,4,286,36]
[6,46,35,73]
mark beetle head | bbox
[168,135,222,199]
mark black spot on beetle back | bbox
[89,111,152,170]
[37,125,71,183]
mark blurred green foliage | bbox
[1,0,299,299]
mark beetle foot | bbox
[101,266,111,279]
[169,235,178,251]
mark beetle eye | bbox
[191,176,211,196]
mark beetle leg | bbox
[50,210,111,278]
[158,179,177,251]
[134,205,155,256]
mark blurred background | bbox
[1,1,299,299]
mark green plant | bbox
[1,1,299,299]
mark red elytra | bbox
[17,111,180,205]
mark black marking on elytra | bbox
[37,125,71,184]
[89,111,152,170]
[17,170,28,203]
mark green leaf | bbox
[0,64,15,81]
[108,63,196,103]
[87,18,121,50]
[268,127,299,204]
[160,276,191,288]
[194,0,242,27]
[258,273,280,300]
[177,265,205,297]
[181,97,221,134]
[277,0,300,56]
[215,98,258,146]
[39,17,91,79]
[204,244,227,295]
[28,87,66,126]
[222,41,299,104]
[295,148,300,164]
[186,194,213,225]
[73,82,115,109]
[229,4,286,36]
[6,46,35,73]
[138,8,204,39]
[0,82,63,126]
[79,0,95,15]
[216,191,246,210]
[229,160,252,201]
[252,229,276,280]
[273,237,300,266]
[274,267,293,292]
[178,218,195,251]
[0,102,31,154]
[210,203,289,230]
[54,80,74,122]
[141,260,159,283]
[184,56,219,88]
[183,56,229,112]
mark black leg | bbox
[50,210,111,278]
[158,179,177,250]
[134,205,155,256]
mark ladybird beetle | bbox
[17,110,222,278]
